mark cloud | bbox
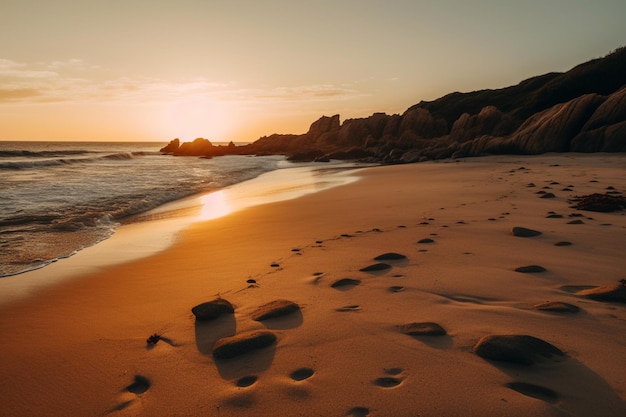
[0,88,42,102]
[250,84,364,101]
[0,58,366,107]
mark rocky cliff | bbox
[162,46,626,162]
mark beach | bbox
[1,154,625,416]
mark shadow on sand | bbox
[194,315,236,355]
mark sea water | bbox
[0,141,287,277]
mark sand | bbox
[0,153,625,417]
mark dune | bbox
[0,154,625,417]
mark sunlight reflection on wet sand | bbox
[198,165,361,221]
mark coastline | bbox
[0,161,364,305]
[0,153,625,417]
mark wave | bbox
[0,149,92,158]
[0,151,148,170]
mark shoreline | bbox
[0,153,624,417]
[0,161,364,305]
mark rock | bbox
[159,138,180,154]
[360,263,392,272]
[374,252,407,261]
[251,300,301,321]
[330,278,361,289]
[399,322,447,336]
[212,331,277,359]
[515,265,547,273]
[418,238,435,244]
[532,301,581,313]
[540,192,556,199]
[580,85,626,131]
[174,137,214,156]
[449,106,510,142]
[577,283,626,303]
[507,94,605,153]
[512,227,542,237]
[473,334,565,365]
[399,107,448,139]
[554,241,572,246]
[307,114,341,140]
[570,192,626,212]
[191,298,234,320]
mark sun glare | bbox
[168,97,233,142]
[199,191,232,220]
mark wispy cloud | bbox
[0,58,366,106]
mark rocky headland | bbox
[161,47,626,163]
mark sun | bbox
[167,97,233,142]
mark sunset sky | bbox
[1,0,625,143]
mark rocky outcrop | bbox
[162,47,626,162]
[160,138,180,154]
[506,93,605,153]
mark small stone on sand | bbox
[360,263,391,272]
[512,227,542,237]
[418,238,435,244]
[399,322,447,336]
[212,330,277,359]
[576,284,626,304]
[532,301,580,313]
[252,300,301,321]
[331,278,361,290]
[374,253,407,261]
[515,265,547,273]
[473,334,565,365]
[191,298,235,321]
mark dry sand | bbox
[0,153,625,417]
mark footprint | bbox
[374,377,403,388]
[107,375,150,414]
[126,375,150,395]
[506,382,559,403]
[347,406,370,417]
[384,367,403,375]
[290,367,315,381]
[336,305,361,312]
[236,375,258,388]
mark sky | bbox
[1,0,625,143]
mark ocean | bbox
[0,141,290,277]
